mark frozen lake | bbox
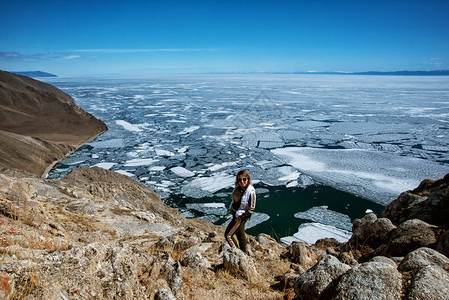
[45,74,449,243]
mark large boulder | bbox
[294,255,351,300]
[387,219,439,256]
[330,261,402,300]
[399,248,449,300]
[382,174,449,227]
[347,213,396,249]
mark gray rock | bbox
[369,256,397,268]
[399,247,449,273]
[294,255,351,300]
[331,262,402,300]
[388,219,438,256]
[399,248,449,300]
[223,244,261,282]
[181,250,212,270]
[408,265,449,300]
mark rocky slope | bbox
[1,74,448,299]
[1,166,448,299]
[0,70,107,176]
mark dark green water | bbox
[166,183,385,240]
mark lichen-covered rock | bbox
[388,219,439,256]
[399,247,449,273]
[407,265,449,300]
[348,213,396,249]
[330,261,402,300]
[223,244,261,282]
[294,255,350,300]
[399,248,449,300]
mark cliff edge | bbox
[0,70,107,176]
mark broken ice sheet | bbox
[280,222,352,245]
[272,146,448,205]
[294,206,352,231]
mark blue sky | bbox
[1,0,448,77]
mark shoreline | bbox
[41,129,108,178]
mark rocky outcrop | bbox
[0,70,107,176]
[382,173,449,227]
[286,174,449,299]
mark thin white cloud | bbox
[0,51,81,61]
[70,48,220,53]
[61,55,81,60]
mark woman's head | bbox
[235,170,251,188]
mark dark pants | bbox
[225,211,250,253]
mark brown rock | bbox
[347,213,396,249]
[388,219,438,256]
[382,174,449,227]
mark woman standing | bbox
[225,170,256,253]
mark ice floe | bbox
[185,202,228,216]
[170,166,195,177]
[116,120,147,132]
[155,149,175,157]
[280,222,352,245]
[124,158,159,167]
[294,206,352,231]
[181,172,235,198]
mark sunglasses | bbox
[238,177,248,182]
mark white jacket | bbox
[234,184,256,218]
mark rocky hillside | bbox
[0,70,107,177]
[0,165,448,299]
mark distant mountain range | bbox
[207,70,449,76]
[300,70,449,76]
[12,71,57,78]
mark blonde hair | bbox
[235,170,252,188]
